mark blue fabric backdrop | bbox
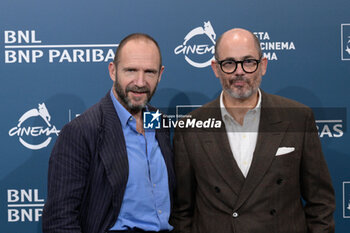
[1,0,350,232]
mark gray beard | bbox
[224,87,255,100]
[115,83,148,113]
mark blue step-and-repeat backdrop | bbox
[1,0,350,232]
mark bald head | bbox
[113,33,162,70]
[214,28,262,60]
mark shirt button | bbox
[276,178,283,185]
[158,210,162,214]
[153,184,156,187]
[270,209,277,216]
[232,212,239,218]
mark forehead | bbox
[218,32,260,59]
[118,39,160,68]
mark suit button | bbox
[214,186,220,193]
[276,178,283,185]
[270,209,277,216]
[232,212,239,218]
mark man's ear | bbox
[260,57,268,76]
[108,62,117,82]
[211,60,220,79]
[157,66,165,83]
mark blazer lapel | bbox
[234,92,290,210]
[198,98,245,196]
[201,128,245,196]
[98,94,129,194]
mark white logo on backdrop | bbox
[3,30,117,63]
[253,32,296,60]
[341,24,350,60]
[346,37,350,55]
[343,182,350,218]
[174,21,216,68]
[315,119,344,138]
[8,103,60,150]
[7,189,44,222]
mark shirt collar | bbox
[220,89,262,121]
[110,89,132,127]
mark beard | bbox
[223,75,260,100]
[114,75,157,113]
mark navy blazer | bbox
[42,93,175,233]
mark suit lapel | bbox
[98,94,129,194]
[234,92,290,210]
[198,98,245,195]
[201,128,245,195]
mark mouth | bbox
[126,85,150,98]
[233,80,245,87]
[129,91,148,98]
[230,79,247,89]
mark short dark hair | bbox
[214,30,262,60]
[113,33,162,69]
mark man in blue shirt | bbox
[42,33,175,233]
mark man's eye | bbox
[145,70,157,75]
[223,60,235,66]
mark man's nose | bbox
[134,72,146,86]
[234,63,245,76]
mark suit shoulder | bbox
[263,92,314,121]
[185,98,219,119]
[62,99,103,135]
[264,92,309,108]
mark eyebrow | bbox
[122,66,158,73]
[123,67,137,71]
[221,55,258,61]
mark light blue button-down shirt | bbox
[109,90,172,231]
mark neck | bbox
[135,114,145,135]
[113,89,145,134]
[223,90,259,125]
[126,107,144,135]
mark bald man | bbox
[170,28,335,233]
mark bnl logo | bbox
[343,182,350,218]
[341,24,350,60]
[143,110,162,129]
